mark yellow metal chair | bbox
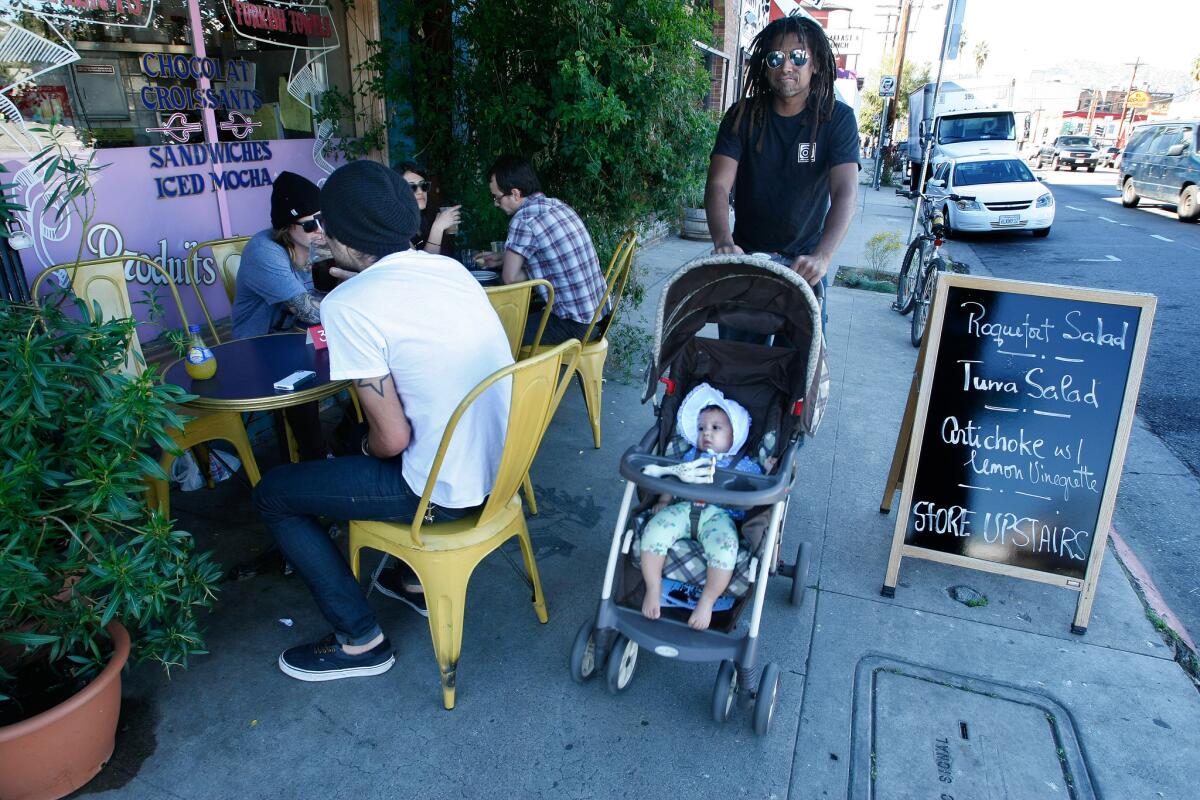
[31,257,262,518]
[187,235,251,343]
[522,231,637,448]
[485,279,555,514]
[349,339,582,710]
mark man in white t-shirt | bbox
[253,160,514,682]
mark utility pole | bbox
[883,0,907,142]
[1084,89,1099,139]
[882,0,912,176]
[1114,57,1142,148]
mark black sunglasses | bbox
[766,49,808,69]
[298,213,323,233]
[408,180,431,192]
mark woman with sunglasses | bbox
[232,170,330,339]
[398,161,459,259]
[231,171,335,461]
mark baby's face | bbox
[697,407,734,454]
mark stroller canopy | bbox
[643,255,828,438]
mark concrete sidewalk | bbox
[78,206,1200,799]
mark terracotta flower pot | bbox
[0,621,130,800]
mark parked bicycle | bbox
[893,186,974,347]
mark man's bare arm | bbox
[284,290,323,326]
[354,373,411,458]
[791,162,859,284]
[705,155,744,254]
[501,249,529,284]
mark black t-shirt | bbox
[712,99,860,257]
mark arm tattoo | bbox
[285,291,322,325]
[354,376,389,399]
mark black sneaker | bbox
[278,634,395,682]
[373,564,429,618]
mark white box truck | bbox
[907,79,1017,189]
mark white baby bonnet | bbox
[676,382,751,456]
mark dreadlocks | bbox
[730,15,839,153]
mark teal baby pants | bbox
[641,502,739,570]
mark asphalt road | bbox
[947,167,1200,478]
[946,166,1200,638]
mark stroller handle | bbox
[619,426,802,507]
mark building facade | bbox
[1,0,383,326]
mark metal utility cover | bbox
[849,655,1095,799]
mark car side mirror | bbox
[1167,143,1188,157]
[928,179,945,188]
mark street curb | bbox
[1108,525,1198,654]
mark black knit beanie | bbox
[270,171,321,230]
[320,161,419,257]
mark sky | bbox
[837,0,1200,87]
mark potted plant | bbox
[0,151,221,798]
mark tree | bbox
[974,41,989,76]
[370,0,716,256]
[1192,54,1200,83]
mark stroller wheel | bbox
[605,634,639,694]
[753,662,782,736]
[569,620,598,683]
[790,542,812,606]
[711,660,738,723]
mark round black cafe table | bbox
[163,333,350,412]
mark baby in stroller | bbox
[640,383,768,630]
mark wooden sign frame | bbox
[880,273,1156,633]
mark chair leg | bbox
[515,520,549,624]
[521,473,538,516]
[576,365,604,449]
[218,412,262,486]
[192,444,216,490]
[419,563,472,710]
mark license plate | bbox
[998,214,1020,225]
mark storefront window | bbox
[1,1,352,151]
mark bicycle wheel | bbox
[895,236,931,315]
[910,257,944,347]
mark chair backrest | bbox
[582,231,637,345]
[409,339,582,544]
[485,278,555,358]
[31,255,190,377]
[187,236,251,342]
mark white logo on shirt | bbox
[797,142,816,163]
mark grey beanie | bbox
[320,160,419,257]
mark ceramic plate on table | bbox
[471,270,499,283]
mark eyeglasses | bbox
[491,191,509,206]
[408,180,431,192]
[298,213,323,234]
[766,49,808,69]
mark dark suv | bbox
[1036,136,1099,172]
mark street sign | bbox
[1126,90,1150,109]
[879,75,897,98]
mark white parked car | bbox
[926,155,1055,237]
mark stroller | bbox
[568,254,830,736]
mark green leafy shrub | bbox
[370,0,718,257]
[0,150,219,723]
[0,296,222,718]
[863,231,905,273]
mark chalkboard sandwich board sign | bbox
[880,274,1156,633]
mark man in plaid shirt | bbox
[483,155,608,345]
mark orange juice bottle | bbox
[184,324,217,380]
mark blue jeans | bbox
[253,454,475,646]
